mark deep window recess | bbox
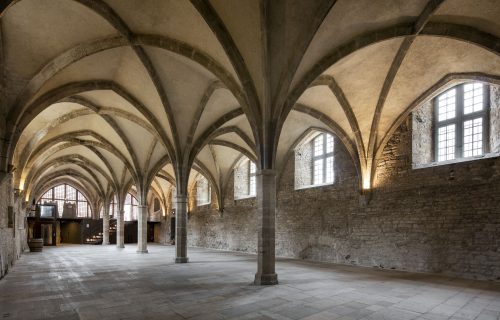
[196,176,211,206]
[234,159,257,199]
[312,133,334,185]
[153,198,161,211]
[434,82,490,162]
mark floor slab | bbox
[0,244,499,320]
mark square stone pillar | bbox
[254,169,278,285]
[102,205,110,245]
[116,209,125,248]
[175,195,189,263]
[137,205,148,253]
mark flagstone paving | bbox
[1,244,499,319]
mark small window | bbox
[7,206,14,228]
[234,158,257,199]
[295,132,335,189]
[312,133,334,185]
[434,82,489,162]
[196,176,211,206]
[249,162,256,196]
[153,198,161,212]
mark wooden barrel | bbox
[28,238,44,252]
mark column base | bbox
[175,257,189,263]
[117,244,125,249]
[136,249,148,254]
[102,241,110,245]
[254,273,278,285]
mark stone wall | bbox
[188,176,258,253]
[234,159,250,198]
[412,100,433,166]
[186,117,500,280]
[490,85,500,152]
[294,139,313,188]
[0,174,28,279]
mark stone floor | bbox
[0,245,499,320]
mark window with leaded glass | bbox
[124,193,138,221]
[234,158,257,199]
[248,161,257,196]
[435,82,489,162]
[38,184,91,218]
[311,133,334,185]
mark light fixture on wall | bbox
[362,176,371,190]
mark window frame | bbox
[310,132,334,186]
[433,83,490,162]
[248,161,257,197]
[124,193,138,221]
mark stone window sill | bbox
[234,195,256,201]
[412,152,500,169]
[197,202,211,207]
[294,182,334,191]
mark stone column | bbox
[116,208,125,248]
[102,204,110,245]
[254,169,278,285]
[175,194,189,263]
[137,205,148,253]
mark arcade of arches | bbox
[1,0,500,318]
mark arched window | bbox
[234,158,257,199]
[412,81,499,168]
[109,195,118,218]
[99,195,118,219]
[196,176,211,206]
[295,132,335,189]
[124,193,138,221]
[98,194,136,220]
[38,184,91,218]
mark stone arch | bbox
[278,126,362,190]
[372,72,500,184]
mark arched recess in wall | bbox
[373,73,500,182]
[232,156,257,200]
[277,127,360,190]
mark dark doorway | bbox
[60,221,82,244]
[147,223,155,242]
[170,216,175,241]
[124,221,137,243]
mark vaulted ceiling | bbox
[0,0,498,208]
